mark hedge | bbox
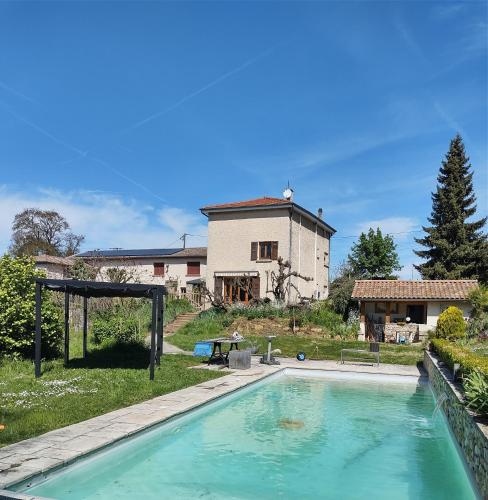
[430,338,488,377]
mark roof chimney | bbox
[317,208,323,219]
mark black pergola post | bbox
[35,281,42,378]
[156,289,163,365]
[83,296,88,358]
[149,290,157,380]
[64,291,70,366]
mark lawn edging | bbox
[424,350,488,498]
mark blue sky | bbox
[0,0,486,278]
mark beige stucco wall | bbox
[205,207,331,302]
[426,301,471,327]
[206,208,290,300]
[289,212,330,300]
[89,257,206,291]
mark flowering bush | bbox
[0,255,62,358]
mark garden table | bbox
[205,337,245,365]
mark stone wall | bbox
[384,323,418,343]
[424,351,488,498]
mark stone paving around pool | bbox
[0,357,424,493]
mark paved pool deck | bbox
[0,357,424,493]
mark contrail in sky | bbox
[124,45,278,132]
[0,80,38,105]
[0,103,167,203]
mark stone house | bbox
[352,279,478,342]
[76,247,207,293]
[201,196,336,304]
[34,255,75,279]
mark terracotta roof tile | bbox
[201,197,289,210]
[351,280,478,301]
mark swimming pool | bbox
[17,370,478,499]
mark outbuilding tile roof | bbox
[351,280,478,301]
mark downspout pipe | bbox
[288,205,293,304]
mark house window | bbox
[187,261,200,276]
[391,302,399,314]
[375,302,386,313]
[251,241,278,261]
[259,242,272,259]
[153,263,165,276]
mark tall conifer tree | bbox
[415,135,487,282]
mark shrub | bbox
[92,316,143,344]
[0,255,62,358]
[464,369,488,416]
[164,297,193,325]
[467,313,488,339]
[468,285,488,318]
[430,338,488,377]
[304,302,359,339]
[436,306,466,340]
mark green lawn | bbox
[0,333,224,448]
[169,319,425,366]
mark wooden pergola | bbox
[34,278,166,380]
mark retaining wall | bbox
[424,350,488,499]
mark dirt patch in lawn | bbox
[226,317,336,338]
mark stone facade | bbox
[424,351,488,498]
[383,323,419,343]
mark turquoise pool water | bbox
[21,372,477,499]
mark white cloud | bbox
[0,186,207,254]
[356,216,419,241]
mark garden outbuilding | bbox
[34,278,166,380]
[352,279,477,342]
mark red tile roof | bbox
[201,197,290,211]
[351,280,478,301]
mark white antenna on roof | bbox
[283,181,294,201]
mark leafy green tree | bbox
[415,135,487,282]
[329,262,358,319]
[0,255,62,357]
[10,208,84,257]
[348,228,401,278]
[69,258,99,280]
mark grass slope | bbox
[0,333,224,447]
[169,315,425,366]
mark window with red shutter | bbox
[153,263,165,276]
[187,261,200,276]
